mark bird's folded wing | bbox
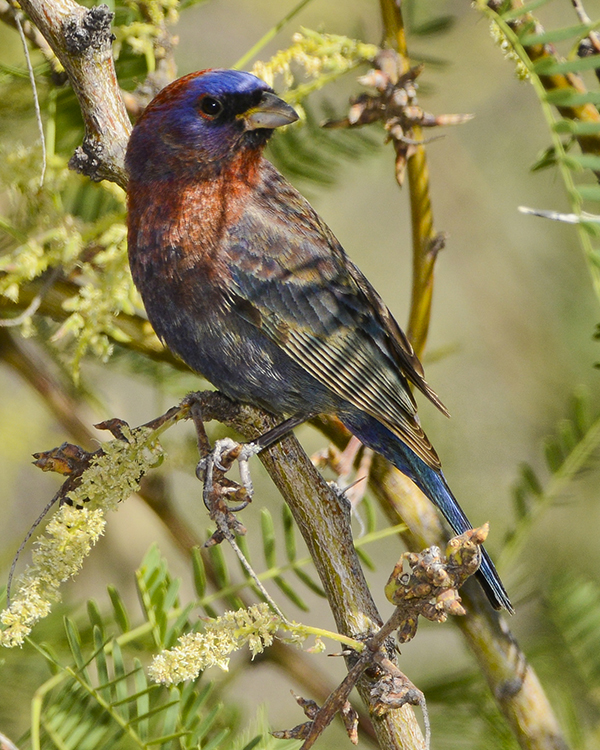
[223,202,442,470]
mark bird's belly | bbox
[145,294,329,416]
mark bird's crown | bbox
[126,69,298,181]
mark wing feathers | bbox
[223,168,445,470]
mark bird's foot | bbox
[196,438,262,543]
[197,438,261,506]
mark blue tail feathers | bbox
[341,410,514,614]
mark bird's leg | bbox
[253,412,310,449]
[196,412,309,516]
[203,437,259,511]
[188,402,249,537]
[336,435,363,481]
[189,400,212,464]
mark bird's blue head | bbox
[126,69,298,181]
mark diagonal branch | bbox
[0,333,379,744]
[8,2,570,748]
[379,0,441,359]
[18,0,131,187]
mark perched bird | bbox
[126,69,513,613]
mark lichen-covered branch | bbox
[270,527,487,749]
[455,584,569,750]
[191,393,427,750]
[314,417,570,750]
[0,333,382,741]
[3,2,570,748]
[18,0,131,187]
[372,460,569,750]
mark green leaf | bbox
[566,154,600,172]
[201,600,220,619]
[93,626,110,702]
[553,119,600,136]
[86,599,104,636]
[64,616,85,671]
[202,728,231,750]
[531,143,564,172]
[128,699,180,725]
[557,419,578,455]
[111,640,128,721]
[292,567,326,597]
[519,23,591,46]
[411,16,455,36]
[146,730,191,745]
[363,495,377,535]
[191,546,207,597]
[561,154,586,172]
[107,585,130,633]
[261,508,277,569]
[180,682,213,726]
[236,533,253,576]
[282,504,296,562]
[163,577,182,612]
[545,89,600,107]
[165,602,195,649]
[133,658,150,741]
[273,575,309,611]
[191,703,222,743]
[161,686,181,738]
[544,436,564,472]
[548,574,600,689]
[110,683,159,707]
[534,54,600,76]
[512,483,529,520]
[519,463,543,496]
[572,388,591,436]
[356,546,375,571]
[207,541,230,589]
[501,0,553,22]
[576,184,600,202]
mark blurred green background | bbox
[1,0,600,748]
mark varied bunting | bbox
[126,69,512,613]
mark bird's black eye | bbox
[199,96,223,119]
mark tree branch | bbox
[18,0,131,187]
[0,335,374,746]
[8,1,571,748]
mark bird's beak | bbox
[242,91,299,130]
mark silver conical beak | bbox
[242,91,299,130]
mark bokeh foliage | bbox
[2,0,600,749]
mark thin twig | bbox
[226,532,290,624]
[18,0,131,187]
[0,732,21,750]
[0,267,61,327]
[12,4,46,187]
[233,0,315,70]
[6,489,62,607]
[0,0,60,73]
[572,0,592,24]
